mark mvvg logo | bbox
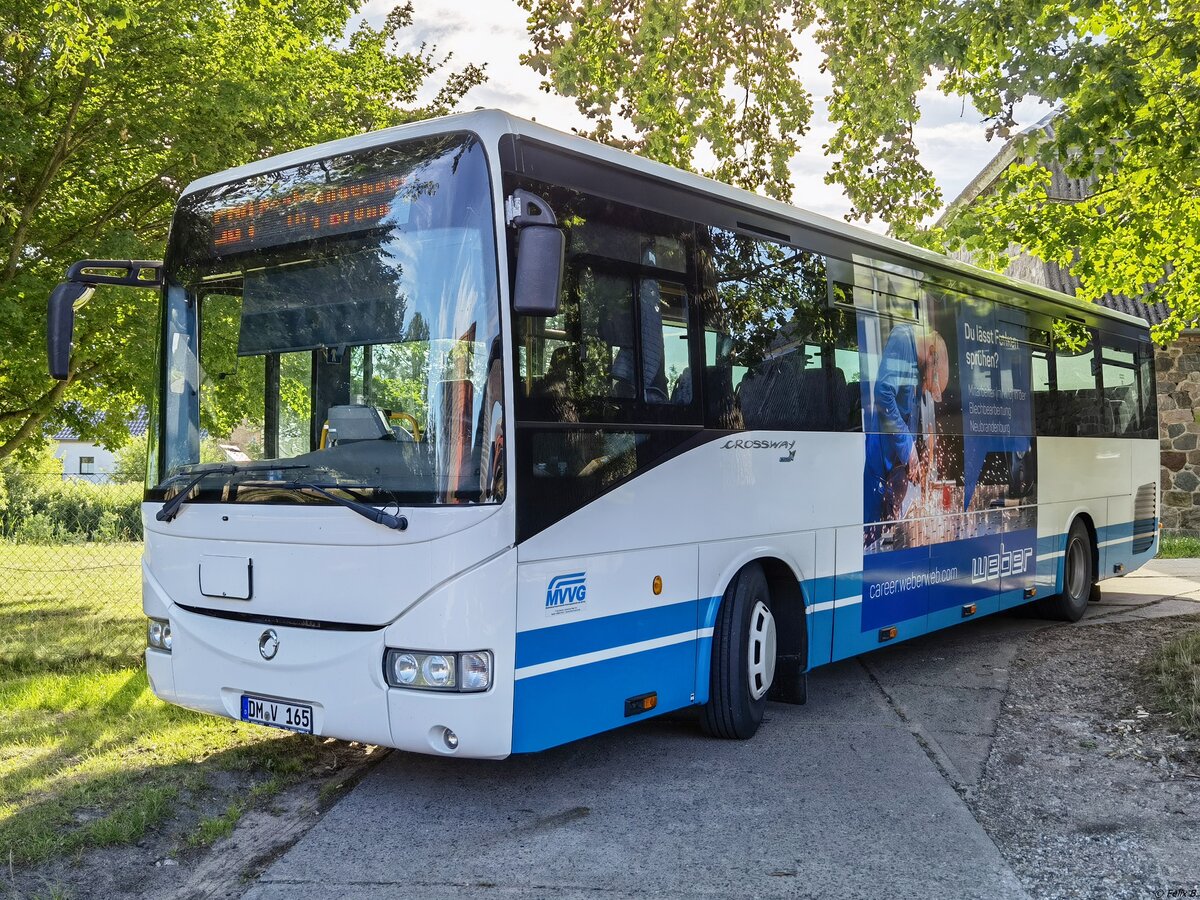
[546,572,587,616]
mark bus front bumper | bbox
[144,573,517,760]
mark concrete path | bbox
[244,563,1200,900]
[245,661,1026,900]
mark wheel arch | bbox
[1069,510,1100,583]
[756,557,808,703]
[708,554,809,705]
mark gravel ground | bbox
[970,614,1200,900]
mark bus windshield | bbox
[153,132,504,507]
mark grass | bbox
[0,540,360,868]
[0,542,145,672]
[1157,534,1200,559]
[186,779,282,849]
[1146,625,1200,738]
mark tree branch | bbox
[0,367,92,462]
[2,73,91,289]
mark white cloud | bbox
[360,0,587,131]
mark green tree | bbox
[917,1,1200,343]
[519,0,814,201]
[521,0,1199,339]
[0,0,485,461]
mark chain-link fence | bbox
[0,471,144,671]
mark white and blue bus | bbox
[48,110,1159,757]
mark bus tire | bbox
[1036,519,1095,622]
[700,562,776,740]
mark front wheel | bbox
[701,562,776,739]
[1035,519,1096,621]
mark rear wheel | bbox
[701,562,776,739]
[1035,519,1095,622]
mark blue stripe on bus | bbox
[511,519,1157,750]
[515,598,699,669]
[515,519,1151,682]
[1038,532,1066,556]
[1100,521,1135,541]
[835,571,863,599]
[512,639,697,753]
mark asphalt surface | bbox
[243,563,1200,900]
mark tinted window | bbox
[1100,335,1139,436]
[1044,321,1102,436]
[515,427,699,540]
[698,228,860,432]
[1137,340,1158,439]
[513,189,698,426]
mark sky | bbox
[360,0,1049,233]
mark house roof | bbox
[51,408,149,442]
[937,113,1170,328]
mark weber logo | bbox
[971,543,1033,584]
[546,572,587,616]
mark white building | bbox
[50,410,148,484]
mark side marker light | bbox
[624,692,658,717]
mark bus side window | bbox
[1137,340,1158,440]
[1099,333,1143,437]
[699,228,859,432]
[1032,342,1055,436]
[1051,321,1100,437]
[513,185,697,422]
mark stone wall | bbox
[1156,334,1200,533]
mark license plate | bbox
[240,694,313,733]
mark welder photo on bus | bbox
[863,322,950,548]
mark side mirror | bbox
[45,259,163,380]
[513,225,565,316]
[509,189,564,317]
[47,282,94,380]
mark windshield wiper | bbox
[156,462,312,523]
[286,482,409,531]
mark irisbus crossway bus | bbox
[46,110,1160,758]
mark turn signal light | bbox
[624,692,658,717]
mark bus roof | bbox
[181,109,1147,330]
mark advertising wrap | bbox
[859,275,1038,631]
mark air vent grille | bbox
[1133,482,1157,554]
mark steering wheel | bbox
[388,411,422,441]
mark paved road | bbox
[243,564,1200,900]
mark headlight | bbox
[146,617,172,652]
[391,652,419,685]
[422,654,453,687]
[383,649,492,692]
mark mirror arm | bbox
[506,189,559,228]
[65,259,164,287]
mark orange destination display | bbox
[208,174,408,255]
